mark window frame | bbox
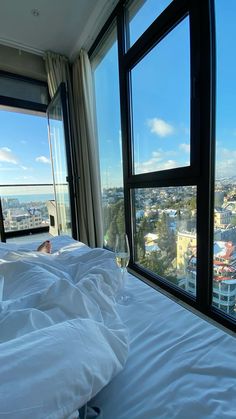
[0,70,49,112]
[90,0,236,332]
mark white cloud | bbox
[136,150,180,173]
[35,156,51,164]
[147,118,174,137]
[0,167,18,171]
[0,147,18,164]
[179,143,190,153]
[215,147,236,178]
[218,148,236,158]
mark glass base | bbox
[116,291,132,305]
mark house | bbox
[185,240,236,314]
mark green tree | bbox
[103,199,125,249]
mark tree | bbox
[103,199,125,249]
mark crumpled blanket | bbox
[0,239,129,419]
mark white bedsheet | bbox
[0,236,129,418]
[91,273,236,419]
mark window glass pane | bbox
[133,186,196,294]
[0,76,48,105]
[92,27,125,249]
[0,109,54,234]
[126,0,173,48]
[131,17,190,174]
[213,0,236,318]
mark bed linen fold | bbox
[91,273,236,419]
[0,236,129,418]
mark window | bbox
[126,0,173,48]
[90,0,235,331]
[92,25,125,250]
[0,108,54,236]
[130,17,190,174]
[133,186,196,292]
[213,0,236,320]
[0,71,49,105]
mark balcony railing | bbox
[0,184,54,242]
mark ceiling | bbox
[0,0,118,60]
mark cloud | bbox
[136,150,180,173]
[35,156,51,164]
[147,118,174,137]
[214,146,236,178]
[217,148,236,158]
[216,159,235,178]
[215,147,236,178]
[179,143,190,153]
[0,147,18,164]
[0,167,18,171]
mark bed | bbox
[0,236,129,418]
[0,236,235,419]
[91,273,236,419]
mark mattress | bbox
[91,272,236,419]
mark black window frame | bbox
[0,70,49,112]
[90,0,236,332]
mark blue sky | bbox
[0,0,235,192]
[0,110,52,187]
[95,0,236,188]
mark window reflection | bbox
[92,28,125,249]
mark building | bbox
[144,233,160,255]
[4,209,44,232]
[177,231,197,272]
[185,241,236,314]
[214,208,232,228]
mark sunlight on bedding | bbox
[0,236,129,419]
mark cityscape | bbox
[1,176,236,318]
[1,194,53,232]
[102,178,236,317]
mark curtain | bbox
[44,50,103,248]
[72,50,103,248]
[44,51,79,240]
[44,51,70,97]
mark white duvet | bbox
[0,236,129,418]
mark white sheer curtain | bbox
[44,50,103,247]
[72,50,103,248]
[44,51,71,97]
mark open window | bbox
[47,82,77,238]
[0,74,77,243]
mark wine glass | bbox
[114,233,131,304]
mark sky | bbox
[0,0,235,194]
[0,110,52,189]
[94,0,236,188]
